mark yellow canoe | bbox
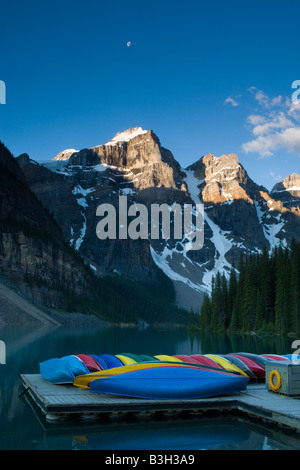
[73,361,193,389]
[204,354,248,377]
[154,355,183,362]
[115,354,136,365]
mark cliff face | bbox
[16,129,300,310]
[56,128,186,191]
[188,153,254,204]
[0,142,95,311]
[271,173,300,215]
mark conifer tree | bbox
[199,241,300,335]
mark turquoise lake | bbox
[1,324,300,451]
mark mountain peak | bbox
[187,152,239,173]
[51,129,150,162]
[53,148,78,161]
[186,152,254,205]
[271,173,300,194]
[105,127,149,146]
[270,173,300,215]
[203,152,239,166]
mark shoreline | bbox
[0,279,110,327]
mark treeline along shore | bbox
[189,240,300,336]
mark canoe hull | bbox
[61,355,90,376]
[261,354,290,361]
[228,354,265,378]
[40,358,75,384]
[89,366,249,399]
[98,354,124,368]
[73,362,211,389]
[223,354,256,379]
[189,355,224,369]
[76,354,103,372]
[204,354,248,377]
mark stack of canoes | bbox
[39,352,294,400]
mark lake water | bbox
[1,324,300,451]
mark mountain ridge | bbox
[15,128,300,311]
[0,139,187,324]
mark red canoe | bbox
[228,354,265,378]
[76,354,103,372]
[189,355,224,370]
[173,355,208,365]
[261,354,289,361]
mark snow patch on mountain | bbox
[53,149,78,161]
[75,212,87,251]
[184,169,233,291]
[72,185,96,197]
[41,160,70,174]
[105,127,148,145]
[150,246,204,293]
[201,216,233,290]
[254,199,286,252]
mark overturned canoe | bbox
[89,365,249,399]
[40,358,75,384]
[118,352,143,363]
[223,354,256,379]
[154,355,183,362]
[234,352,271,368]
[283,354,300,362]
[261,354,290,361]
[98,354,124,368]
[89,355,109,370]
[189,355,224,370]
[76,354,103,371]
[73,362,203,389]
[115,354,136,365]
[227,354,265,379]
[204,355,248,377]
[139,355,158,362]
[61,355,90,376]
[173,355,204,365]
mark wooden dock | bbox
[20,374,300,431]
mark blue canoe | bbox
[89,355,109,370]
[234,352,272,368]
[40,358,75,384]
[61,355,90,376]
[40,355,92,384]
[283,354,300,362]
[89,365,249,399]
[98,354,124,368]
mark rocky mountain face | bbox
[184,154,299,292]
[0,141,99,312]
[17,128,190,284]
[271,173,300,215]
[16,128,300,311]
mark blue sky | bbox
[0,0,299,190]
